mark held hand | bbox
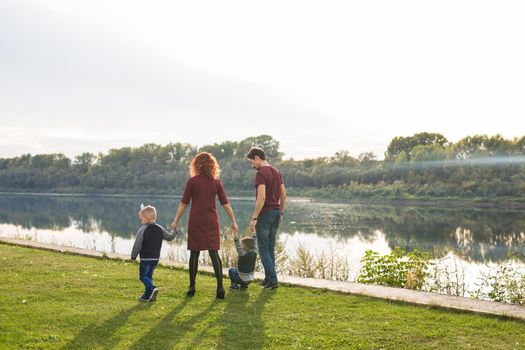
[249,219,257,233]
[170,220,178,231]
[232,223,239,239]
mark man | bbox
[247,146,287,289]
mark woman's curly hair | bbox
[189,152,220,179]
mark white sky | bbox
[1,0,524,160]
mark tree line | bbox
[1,133,524,201]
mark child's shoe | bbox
[149,287,159,302]
[230,283,240,290]
[138,294,149,302]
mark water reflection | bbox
[0,194,524,263]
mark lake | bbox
[1,193,524,295]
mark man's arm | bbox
[249,184,266,233]
[131,226,146,260]
[280,183,287,221]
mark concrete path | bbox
[2,236,524,321]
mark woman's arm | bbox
[222,203,238,237]
[171,203,188,230]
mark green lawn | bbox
[1,244,524,349]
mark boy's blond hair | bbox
[139,205,157,222]
[241,237,255,251]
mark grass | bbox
[1,244,524,349]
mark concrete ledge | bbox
[2,236,525,321]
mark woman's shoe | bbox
[216,287,225,300]
[186,286,196,297]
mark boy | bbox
[228,231,258,290]
[131,204,177,302]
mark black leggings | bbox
[188,250,223,289]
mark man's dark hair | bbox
[246,147,266,160]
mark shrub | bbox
[357,247,429,290]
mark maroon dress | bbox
[181,175,229,251]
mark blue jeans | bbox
[139,260,158,296]
[256,208,280,283]
[228,267,250,288]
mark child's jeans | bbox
[228,267,251,288]
[139,260,158,296]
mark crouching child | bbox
[228,233,258,290]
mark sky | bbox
[1,1,524,160]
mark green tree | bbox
[238,135,283,160]
[385,132,448,160]
[74,153,96,174]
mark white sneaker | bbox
[149,288,159,302]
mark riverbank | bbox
[1,242,525,349]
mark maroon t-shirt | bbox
[254,165,283,215]
[181,175,229,251]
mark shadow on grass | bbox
[122,285,275,349]
[127,298,215,349]
[184,287,276,349]
[62,303,147,349]
[220,287,275,349]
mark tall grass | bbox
[472,254,525,305]
[219,228,349,282]
[424,255,467,297]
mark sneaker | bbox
[138,294,149,302]
[149,287,159,302]
[230,284,240,290]
[264,281,279,290]
[260,278,269,287]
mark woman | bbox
[171,152,238,299]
